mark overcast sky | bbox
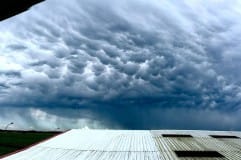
[1,0,241,131]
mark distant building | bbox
[2,129,241,159]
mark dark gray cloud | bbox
[0,0,241,130]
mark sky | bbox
[1,0,241,131]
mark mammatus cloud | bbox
[0,0,241,130]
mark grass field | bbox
[0,130,60,157]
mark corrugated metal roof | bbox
[2,129,241,160]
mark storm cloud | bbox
[1,0,241,130]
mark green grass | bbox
[0,130,60,157]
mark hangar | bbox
[1,129,241,160]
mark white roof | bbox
[2,129,241,160]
